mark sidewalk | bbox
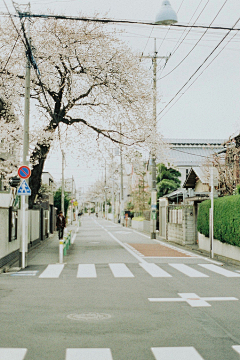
[27,221,79,266]
[3,221,79,271]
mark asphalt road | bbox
[1,215,240,360]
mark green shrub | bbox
[132,216,145,221]
[197,196,240,247]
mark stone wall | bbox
[168,206,195,246]
[168,223,184,245]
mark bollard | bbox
[59,239,63,264]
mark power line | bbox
[156,0,186,55]
[158,0,228,80]
[156,17,240,123]
[162,0,206,63]
[160,26,240,121]
[1,32,20,73]
[5,12,240,31]
[140,27,154,59]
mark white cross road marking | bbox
[199,264,240,277]
[109,263,134,278]
[39,264,65,278]
[65,348,113,359]
[169,264,209,278]
[0,348,27,360]
[232,345,240,354]
[151,347,205,360]
[148,293,238,307]
[77,264,97,278]
[140,263,172,277]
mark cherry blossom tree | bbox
[0,97,22,184]
[0,15,160,207]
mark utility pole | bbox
[210,166,214,259]
[104,159,107,219]
[112,178,114,222]
[143,39,169,239]
[19,2,31,268]
[120,123,124,226]
[71,175,74,225]
[61,150,65,215]
[150,38,158,239]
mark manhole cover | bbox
[67,313,111,321]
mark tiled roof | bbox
[165,138,226,145]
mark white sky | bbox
[2,0,240,191]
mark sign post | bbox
[18,166,31,269]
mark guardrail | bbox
[59,230,72,264]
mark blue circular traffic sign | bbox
[18,166,31,179]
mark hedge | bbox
[197,195,240,247]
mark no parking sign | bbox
[18,166,31,179]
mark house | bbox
[163,139,225,185]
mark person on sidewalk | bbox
[56,211,66,240]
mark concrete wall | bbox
[131,220,150,232]
[198,232,240,262]
[0,208,20,260]
[29,210,40,243]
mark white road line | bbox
[132,230,150,239]
[109,263,134,278]
[95,221,146,263]
[199,264,240,277]
[140,263,172,277]
[151,346,205,360]
[65,348,113,359]
[232,345,240,354]
[0,348,27,360]
[39,264,65,278]
[169,264,209,278]
[148,293,238,307]
[77,264,97,278]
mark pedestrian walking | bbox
[56,211,66,240]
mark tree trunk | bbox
[29,142,51,209]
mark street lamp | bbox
[155,0,178,25]
[150,0,178,239]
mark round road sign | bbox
[18,166,31,179]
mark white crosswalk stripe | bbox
[33,263,240,280]
[139,263,172,277]
[0,348,27,360]
[4,346,240,358]
[169,264,209,278]
[39,264,65,278]
[109,263,134,277]
[198,264,240,277]
[77,264,97,278]
[151,347,205,359]
[232,345,240,354]
[65,348,113,359]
